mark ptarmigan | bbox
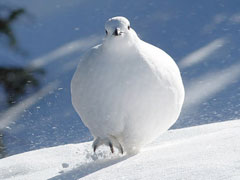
[71,16,185,154]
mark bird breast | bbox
[71,40,184,147]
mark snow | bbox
[1,119,239,180]
[71,16,184,154]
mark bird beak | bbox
[113,28,121,36]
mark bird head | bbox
[105,16,131,38]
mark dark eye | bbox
[128,25,130,30]
[105,30,108,35]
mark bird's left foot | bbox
[92,136,124,154]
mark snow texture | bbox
[0,119,239,180]
[71,17,184,154]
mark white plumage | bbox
[71,16,184,154]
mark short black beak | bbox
[113,28,121,36]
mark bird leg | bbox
[109,135,124,154]
[92,136,124,154]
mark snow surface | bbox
[1,119,240,180]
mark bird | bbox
[71,16,185,155]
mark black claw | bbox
[119,145,124,154]
[93,137,100,153]
[93,144,97,153]
[109,142,114,153]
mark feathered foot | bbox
[92,136,124,154]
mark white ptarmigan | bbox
[71,16,185,154]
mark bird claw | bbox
[93,137,100,153]
[110,135,123,154]
[92,136,124,154]
[109,141,114,153]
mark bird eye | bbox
[105,30,108,35]
[128,25,130,30]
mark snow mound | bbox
[1,120,240,180]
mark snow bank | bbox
[1,120,240,180]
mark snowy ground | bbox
[1,119,239,180]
